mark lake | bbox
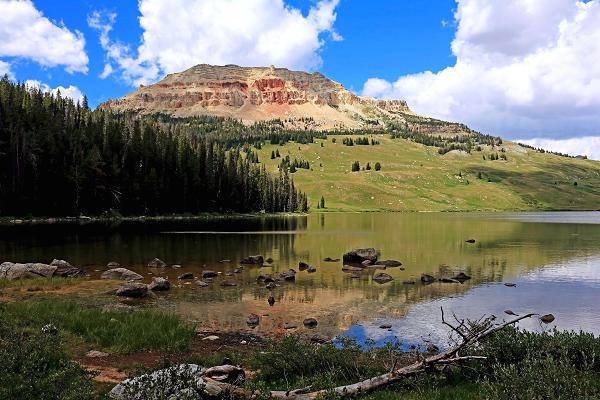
[2,212,600,348]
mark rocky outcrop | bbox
[99,64,413,130]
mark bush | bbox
[0,306,96,400]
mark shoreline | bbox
[1,208,599,227]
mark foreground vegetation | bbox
[2,296,600,399]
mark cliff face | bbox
[99,64,412,130]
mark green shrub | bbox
[0,307,96,400]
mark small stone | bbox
[220,280,237,287]
[310,334,329,344]
[421,273,435,283]
[148,277,170,291]
[171,264,182,269]
[373,272,394,284]
[379,324,392,329]
[241,340,248,345]
[195,280,209,287]
[268,296,275,306]
[246,313,260,326]
[107,261,120,268]
[177,272,193,280]
[86,350,109,358]
[202,270,218,279]
[265,257,274,263]
[41,324,58,335]
[504,282,517,287]
[147,258,167,268]
[402,280,416,285]
[540,314,555,324]
[465,239,476,243]
[303,318,318,328]
[266,282,277,289]
[453,272,472,281]
[284,323,298,329]
[202,335,219,341]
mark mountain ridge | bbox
[99,64,414,130]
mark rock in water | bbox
[504,282,517,287]
[147,258,167,268]
[343,248,379,264]
[101,268,143,281]
[298,261,310,271]
[374,260,402,267]
[116,283,148,298]
[465,239,476,243]
[504,310,518,316]
[323,257,340,262]
[202,270,218,278]
[246,313,260,326]
[177,272,194,280]
[540,314,555,324]
[307,265,317,273]
[279,269,296,281]
[453,272,472,281]
[373,272,394,284]
[342,264,364,272]
[240,255,264,265]
[421,273,436,283]
[148,277,170,291]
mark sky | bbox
[1,0,600,159]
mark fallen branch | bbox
[211,310,536,399]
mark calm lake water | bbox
[2,212,600,348]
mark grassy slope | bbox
[255,135,600,211]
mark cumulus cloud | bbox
[519,137,600,160]
[25,80,85,104]
[89,0,341,86]
[0,60,13,79]
[363,0,600,155]
[0,0,88,73]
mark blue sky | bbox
[2,0,600,158]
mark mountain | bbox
[99,64,414,130]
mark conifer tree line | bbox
[0,77,308,216]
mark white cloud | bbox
[25,80,84,104]
[0,60,13,79]
[363,0,600,150]
[519,137,600,160]
[89,0,341,86]
[0,0,88,73]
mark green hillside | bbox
[254,135,600,211]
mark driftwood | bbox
[206,308,536,399]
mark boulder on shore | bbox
[116,282,148,298]
[240,255,264,265]
[50,259,87,277]
[148,277,170,291]
[343,248,379,264]
[177,272,194,280]
[147,258,167,268]
[101,268,144,281]
[0,262,58,280]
